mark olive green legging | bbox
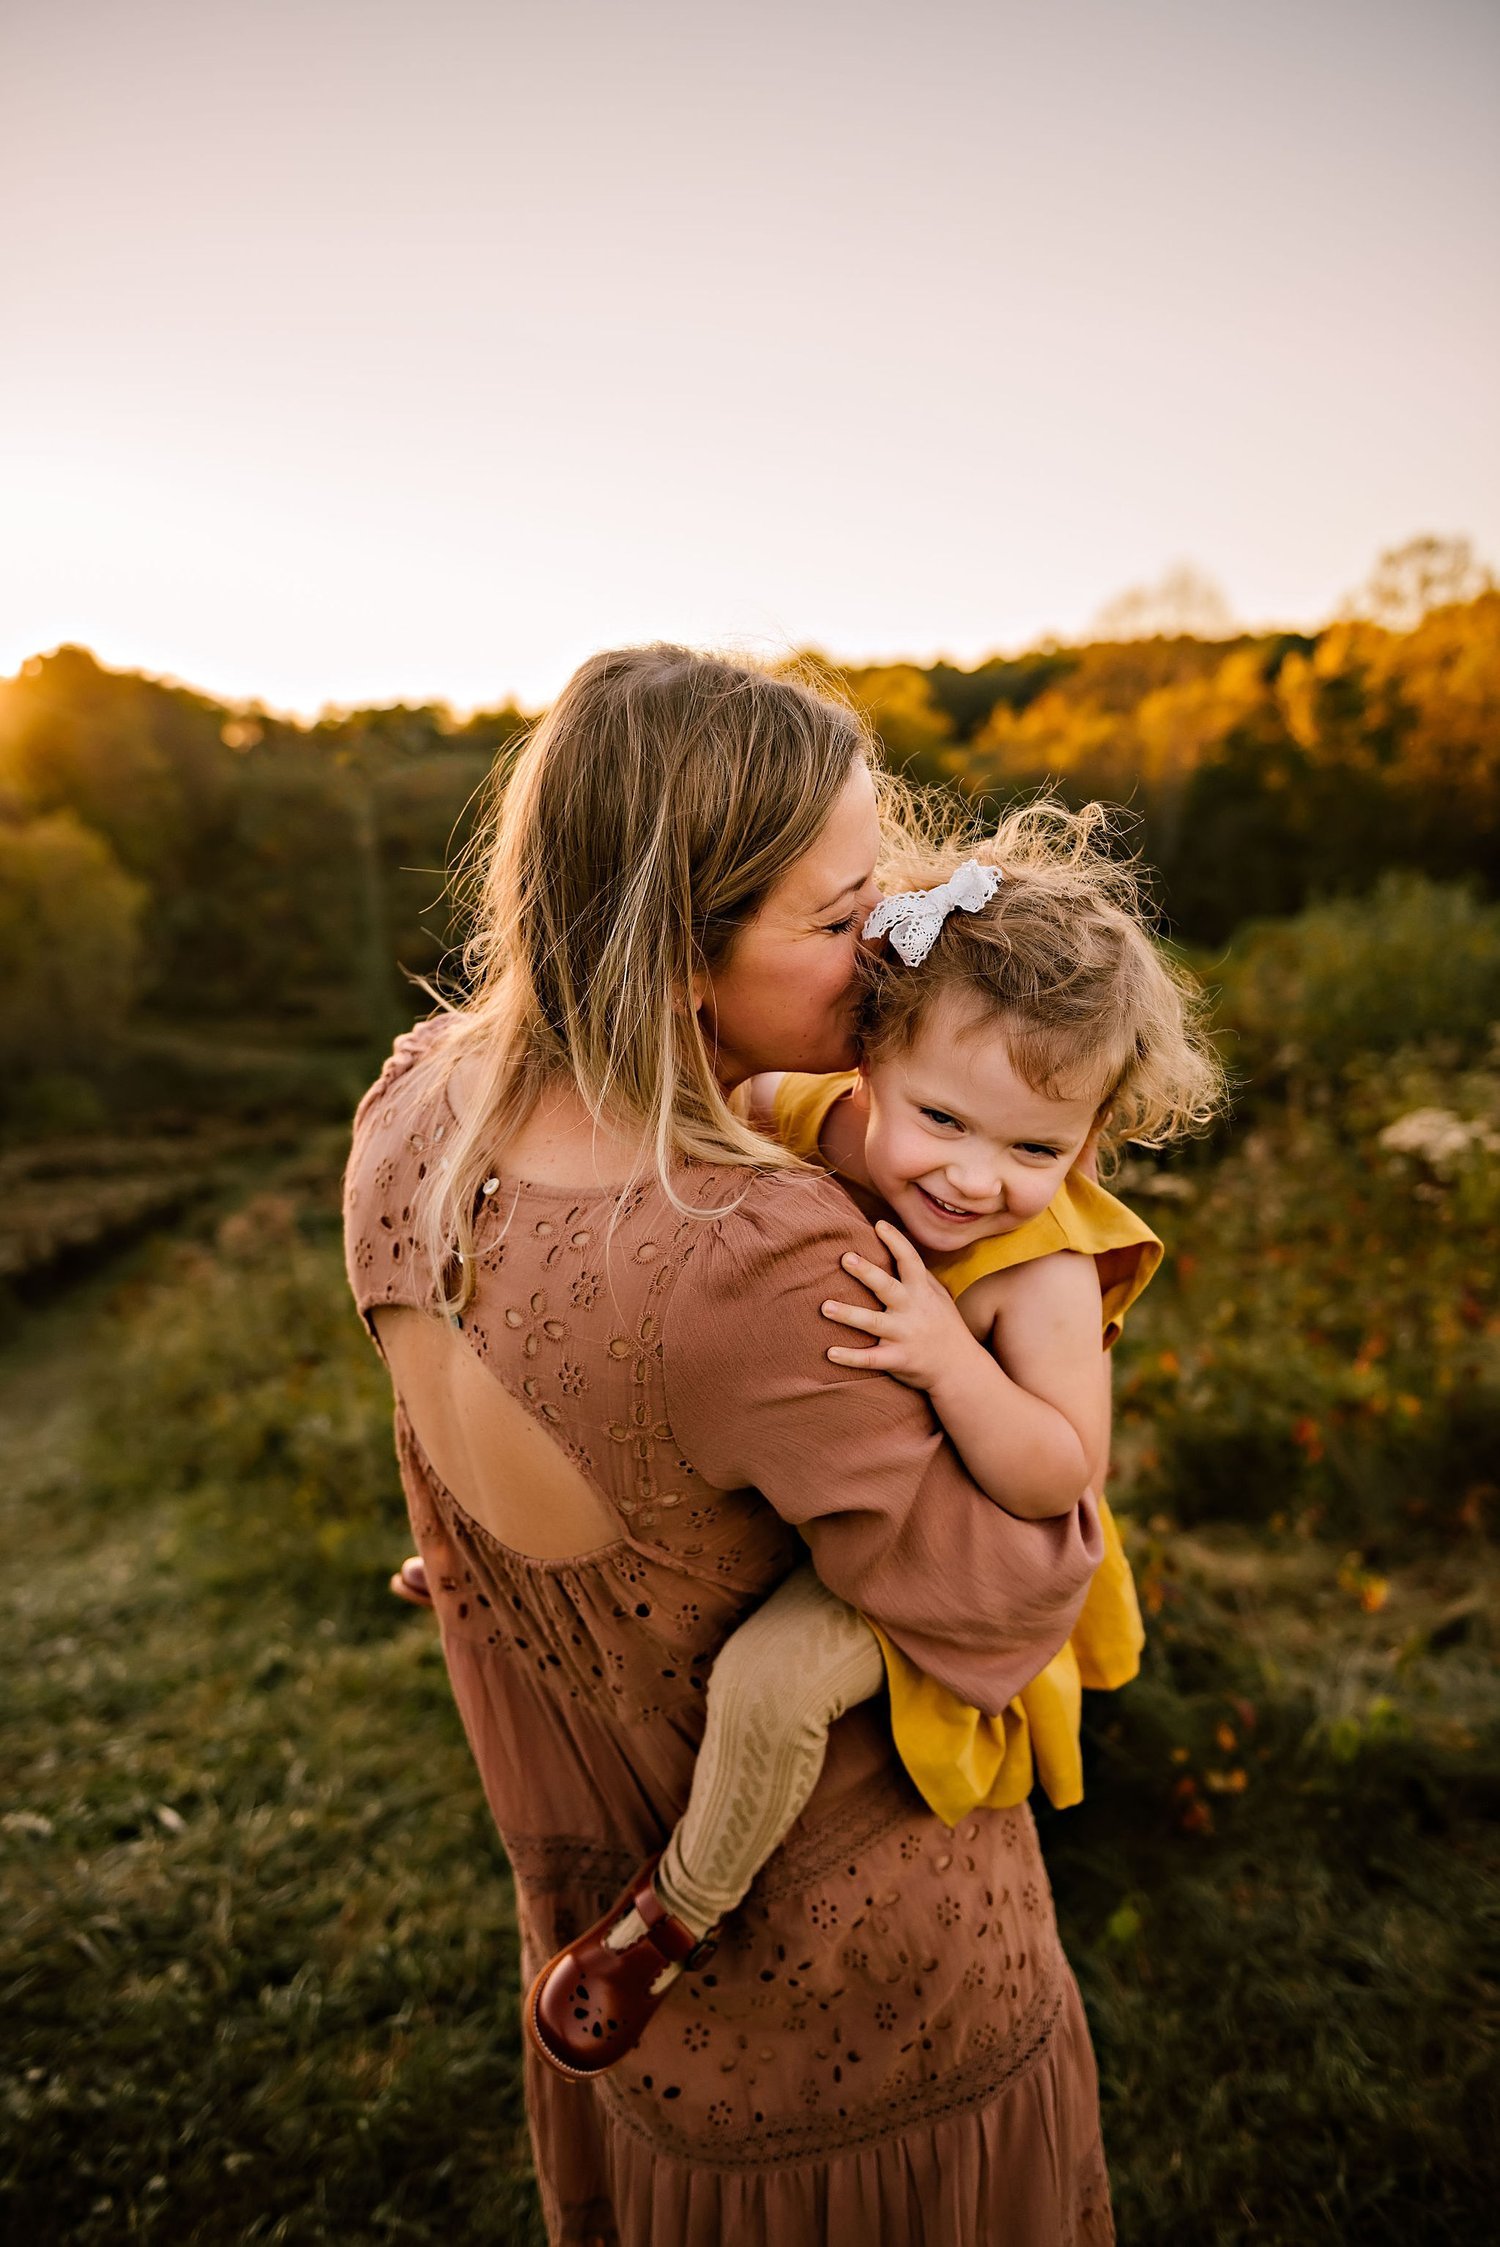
[654,1562,886,1939]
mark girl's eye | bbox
[1019,1143,1063,1160]
[921,1108,961,1130]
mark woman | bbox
[343,646,1115,2244]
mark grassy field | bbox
[2,1065,1497,2242]
[0,1150,544,2245]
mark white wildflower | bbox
[1378,1107,1500,1176]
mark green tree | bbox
[0,645,232,887]
[0,810,146,1093]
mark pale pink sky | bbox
[3,0,1497,712]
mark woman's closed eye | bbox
[823,879,883,936]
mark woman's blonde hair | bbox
[415,644,875,1310]
[863,798,1224,1154]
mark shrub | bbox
[1210,874,1500,1091]
[1113,1043,1500,1542]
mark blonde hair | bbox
[863,798,1224,1153]
[415,644,875,1310]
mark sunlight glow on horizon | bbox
[3,0,1498,717]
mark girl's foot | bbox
[526,1855,718,2079]
[388,1555,433,1607]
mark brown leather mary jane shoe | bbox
[388,1555,433,1608]
[526,1856,718,2081]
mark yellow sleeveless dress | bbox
[773,1070,1162,1825]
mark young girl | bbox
[529,803,1222,2078]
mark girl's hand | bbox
[822,1220,977,1393]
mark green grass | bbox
[0,1165,544,2246]
[1050,1524,1500,2242]
[2,1121,1497,2243]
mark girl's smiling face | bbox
[861,996,1106,1254]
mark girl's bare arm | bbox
[823,1223,1108,1520]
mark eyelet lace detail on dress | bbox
[344,1017,1114,2243]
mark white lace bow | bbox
[862,858,1004,967]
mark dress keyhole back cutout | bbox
[372,1306,621,1559]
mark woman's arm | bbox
[661,1175,1104,1718]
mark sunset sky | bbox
[4,0,1498,714]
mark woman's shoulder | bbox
[351,1012,455,1138]
[689,1156,866,1239]
[344,1017,458,1317]
[673,1159,873,1295]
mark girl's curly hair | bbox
[860,796,1225,1154]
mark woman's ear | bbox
[673,968,710,1020]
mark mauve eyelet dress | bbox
[344,1019,1116,2247]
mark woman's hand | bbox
[822,1220,979,1393]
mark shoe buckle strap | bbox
[632,1868,719,1970]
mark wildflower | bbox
[1379,1107,1499,1175]
[1336,1553,1391,1611]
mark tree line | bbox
[1,544,1496,1126]
[843,584,1499,943]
